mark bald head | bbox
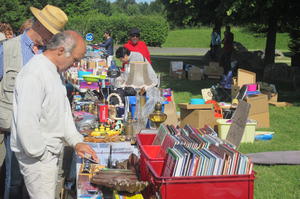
[45,30,86,72]
[47,30,84,53]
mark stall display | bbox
[63,44,261,199]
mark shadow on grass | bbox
[152,55,300,105]
[283,52,292,57]
[152,55,218,95]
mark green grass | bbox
[163,27,290,51]
[152,55,300,199]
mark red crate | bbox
[136,133,156,148]
[144,161,255,199]
[139,145,165,181]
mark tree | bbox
[162,0,300,68]
[161,0,229,31]
[0,0,26,30]
[126,4,141,15]
[229,0,300,66]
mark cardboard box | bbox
[204,62,224,77]
[246,94,269,115]
[87,61,96,69]
[245,94,270,128]
[169,61,185,79]
[178,103,216,128]
[237,69,256,87]
[188,66,203,80]
[248,112,270,128]
[261,91,278,102]
[163,92,179,126]
[269,93,278,102]
[170,70,186,79]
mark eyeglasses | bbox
[130,34,140,38]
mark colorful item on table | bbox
[246,83,257,92]
[162,88,172,97]
[83,75,106,83]
[98,104,108,123]
[205,100,223,118]
[190,98,205,104]
[78,70,93,78]
[114,193,144,199]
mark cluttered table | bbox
[62,45,279,199]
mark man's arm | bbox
[15,73,47,158]
[63,96,84,147]
[99,38,112,48]
[63,97,98,162]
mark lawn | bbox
[163,27,290,51]
[151,55,300,199]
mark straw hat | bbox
[30,5,68,34]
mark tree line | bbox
[2,0,300,67]
[0,0,165,31]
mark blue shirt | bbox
[0,32,37,80]
[211,31,221,46]
[99,37,114,56]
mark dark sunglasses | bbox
[130,34,140,38]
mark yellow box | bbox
[217,119,257,143]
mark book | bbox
[161,134,176,152]
[152,124,169,145]
[162,148,178,177]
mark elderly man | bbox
[11,30,98,199]
[0,5,68,199]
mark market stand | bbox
[62,47,268,199]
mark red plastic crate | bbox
[136,133,156,148]
[139,145,165,181]
[144,161,255,199]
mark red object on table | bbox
[205,100,223,118]
[165,96,172,102]
[98,104,108,123]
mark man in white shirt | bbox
[10,30,98,199]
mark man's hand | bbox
[75,142,99,163]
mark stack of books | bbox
[152,124,253,177]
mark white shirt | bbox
[11,54,83,159]
[113,51,158,90]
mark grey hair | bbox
[46,31,76,56]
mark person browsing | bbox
[11,30,98,199]
[0,5,68,199]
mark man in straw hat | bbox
[11,30,98,199]
[0,5,68,199]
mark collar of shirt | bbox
[21,31,35,53]
[127,40,141,47]
[40,54,59,75]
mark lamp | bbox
[125,62,157,89]
[149,102,167,128]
